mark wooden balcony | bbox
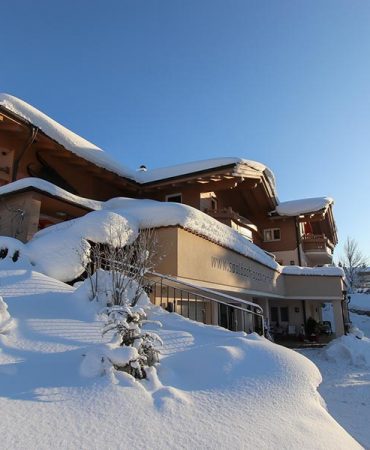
[205,207,258,241]
[301,234,334,265]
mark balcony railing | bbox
[143,271,264,334]
[301,234,334,253]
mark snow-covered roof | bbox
[102,197,279,270]
[0,178,277,270]
[0,178,342,277]
[136,157,275,187]
[0,177,103,211]
[282,265,344,277]
[274,197,334,217]
[0,94,277,190]
[0,93,136,181]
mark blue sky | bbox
[2,0,370,259]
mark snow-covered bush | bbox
[78,258,162,379]
[99,304,162,379]
[85,227,157,306]
[0,296,14,334]
[27,210,138,282]
[78,269,150,308]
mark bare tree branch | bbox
[339,237,368,291]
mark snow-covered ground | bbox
[349,293,370,313]
[300,311,370,449]
[0,269,361,449]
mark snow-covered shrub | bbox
[26,210,138,282]
[78,269,150,308]
[85,227,157,306]
[77,226,160,379]
[99,304,162,379]
[0,296,14,334]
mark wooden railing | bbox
[301,234,334,252]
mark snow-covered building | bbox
[0,94,348,338]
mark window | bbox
[271,307,279,323]
[280,307,289,322]
[165,193,182,203]
[263,228,281,242]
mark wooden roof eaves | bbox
[0,106,140,190]
[139,164,239,189]
[0,186,94,213]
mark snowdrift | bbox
[323,332,370,368]
[349,293,370,313]
[0,269,361,449]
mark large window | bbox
[263,228,281,242]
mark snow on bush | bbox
[27,210,138,282]
[75,269,150,307]
[101,305,162,379]
[78,272,162,380]
[323,332,370,368]
[0,296,14,334]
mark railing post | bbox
[160,278,163,306]
[195,295,198,321]
[187,292,190,319]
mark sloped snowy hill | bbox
[0,269,361,449]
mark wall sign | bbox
[210,256,274,284]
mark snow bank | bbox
[80,344,139,379]
[323,333,370,368]
[274,197,333,216]
[0,178,103,211]
[349,293,370,312]
[0,269,361,449]
[0,296,14,334]
[0,93,135,180]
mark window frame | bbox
[263,228,281,242]
[165,193,183,203]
